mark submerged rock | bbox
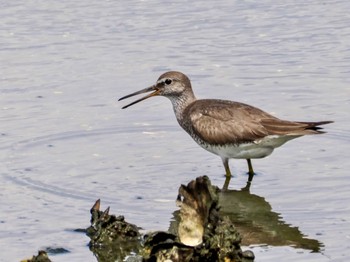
[20,250,52,262]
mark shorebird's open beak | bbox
[118,85,160,109]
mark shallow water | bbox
[1,0,349,261]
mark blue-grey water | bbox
[1,1,349,261]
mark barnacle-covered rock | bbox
[86,199,141,261]
[143,176,254,262]
[86,177,254,262]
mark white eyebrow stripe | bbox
[156,78,166,84]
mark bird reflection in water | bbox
[172,177,322,254]
[219,187,321,252]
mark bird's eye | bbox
[164,79,172,85]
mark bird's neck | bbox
[168,91,196,123]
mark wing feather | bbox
[184,100,271,145]
[182,99,332,145]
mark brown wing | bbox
[184,100,272,145]
[184,99,333,145]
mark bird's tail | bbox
[261,119,334,135]
[298,120,334,134]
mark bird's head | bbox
[119,71,192,109]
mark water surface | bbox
[1,1,349,261]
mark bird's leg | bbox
[222,158,232,178]
[222,158,231,191]
[241,159,255,191]
[246,159,255,182]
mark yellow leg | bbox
[222,158,231,190]
[240,159,255,191]
[222,158,232,177]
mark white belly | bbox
[196,135,300,159]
